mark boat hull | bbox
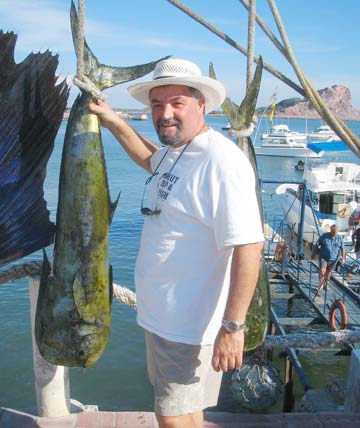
[277,188,353,245]
[255,146,322,158]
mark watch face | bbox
[222,320,245,332]
[228,321,237,332]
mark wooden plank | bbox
[278,317,315,326]
[271,292,296,299]
[269,278,289,284]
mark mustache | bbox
[156,119,181,129]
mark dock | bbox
[2,407,360,428]
[273,257,360,336]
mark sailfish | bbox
[0,31,69,267]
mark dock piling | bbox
[344,349,360,412]
[28,277,71,418]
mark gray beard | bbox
[156,119,183,146]
[158,128,184,146]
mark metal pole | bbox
[344,350,360,412]
[283,355,294,412]
[297,183,307,261]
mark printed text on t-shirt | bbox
[157,172,180,200]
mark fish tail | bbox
[70,1,169,91]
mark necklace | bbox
[140,141,191,216]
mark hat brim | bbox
[128,76,226,114]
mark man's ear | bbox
[199,96,206,114]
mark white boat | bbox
[222,121,231,130]
[276,162,360,245]
[307,125,338,141]
[254,136,323,158]
[261,124,307,143]
[131,113,148,121]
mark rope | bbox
[73,76,106,101]
[0,261,136,308]
[113,283,137,309]
[263,329,360,350]
[3,261,360,350]
[229,122,255,138]
[73,0,106,101]
[76,0,85,79]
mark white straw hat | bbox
[127,58,226,114]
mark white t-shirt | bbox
[348,200,358,211]
[135,128,264,345]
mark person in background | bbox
[88,58,264,428]
[311,224,346,290]
[338,197,357,217]
[347,197,358,213]
[346,226,360,277]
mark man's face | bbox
[330,226,338,236]
[149,85,205,147]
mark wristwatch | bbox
[221,319,246,333]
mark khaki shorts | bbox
[319,258,338,271]
[145,331,223,416]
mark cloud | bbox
[0,1,72,52]
[0,0,125,54]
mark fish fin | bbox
[234,57,263,130]
[0,32,68,267]
[109,264,113,307]
[72,269,91,321]
[70,1,169,91]
[41,249,51,279]
[109,191,121,224]
[209,62,240,126]
[35,250,52,348]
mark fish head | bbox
[73,323,110,368]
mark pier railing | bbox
[1,257,360,416]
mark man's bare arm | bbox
[88,100,158,173]
[212,241,264,372]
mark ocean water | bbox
[0,115,359,413]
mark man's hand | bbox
[211,327,245,372]
[88,99,123,129]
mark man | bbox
[346,226,360,277]
[311,224,346,290]
[338,197,357,217]
[89,58,264,428]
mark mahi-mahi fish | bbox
[35,1,168,368]
[210,59,270,351]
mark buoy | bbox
[329,299,348,331]
[275,242,289,262]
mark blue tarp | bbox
[307,141,349,154]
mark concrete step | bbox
[2,407,360,428]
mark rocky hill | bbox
[258,85,360,121]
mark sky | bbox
[1,0,359,110]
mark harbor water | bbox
[1,115,360,413]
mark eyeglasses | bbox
[140,174,161,216]
[140,148,170,216]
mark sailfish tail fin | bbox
[70,1,169,92]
